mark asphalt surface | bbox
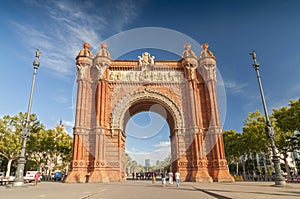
[1,180,300,199]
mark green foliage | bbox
[242,110,269,154]
[27,125,73,171]
[153,155,171,171]
[223,130,244,163]
[0,112,43,176]
[223,99,300,176]
[273,98,300,159]
[125,153,138,173]
[0,113,73,175]
[0,113,43,160]
[273,98,300,133]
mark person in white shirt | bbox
[168,171,173,184]
[175,171,180,187]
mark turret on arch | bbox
[66,42,234,183]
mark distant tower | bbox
[145,159,150,171]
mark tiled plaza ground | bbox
[1,180,300,199]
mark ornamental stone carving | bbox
[182,44,198,80]
[95,63,108,80]
[76,64,88,79]
[138,52,155,66]
[108,70,184,83]
[203,64,216,81]
[94,43,111,80]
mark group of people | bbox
[151,170,180,187]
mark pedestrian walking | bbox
[151,171,156,184]
[168,171,173,184]
[175,171,180,187]
[161,171,166,187]
[34,172,40,186]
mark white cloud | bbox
[62,120,74,127]
[13,0,144,79]
[154,141,170,148]
[224,80,248,94]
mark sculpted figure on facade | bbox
[182,44,198,80]
[200,43,217,82]
[95,64,107,79]
[203,65,216,81]
[186,64,197,80]
[76,65,87,79]
[138,52,155,66]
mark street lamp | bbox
[13,49,41,187]
[250,51,286,186]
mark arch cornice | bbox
[110,88,184,133]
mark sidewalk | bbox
[1,181,300,199]
[190,181,300,199]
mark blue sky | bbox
[0,0,300,165]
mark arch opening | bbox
[125,111,171,174]
[123,100,176,135]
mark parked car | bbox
[53,171,63,181]
[24,171,41,183]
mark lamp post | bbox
[13,49,41,187]
[249,51,286,186]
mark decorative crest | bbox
[138,52,155,66]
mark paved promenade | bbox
[1,181,300,199]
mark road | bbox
[1,180,300,199]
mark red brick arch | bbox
[66,44,234,183]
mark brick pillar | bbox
[181,45,212,182]
[199,44,234,182]
[66,43,94,182]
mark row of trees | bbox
[223,99,300,178]
[0,112,73,178]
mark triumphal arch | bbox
[66,42,234,183]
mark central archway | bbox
[111,89,184,178]
[124,110,171,177]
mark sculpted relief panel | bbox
[108,70,184,83]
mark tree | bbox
[27,124,72,174]
[242,110,270,176]
[125,153,138,174]
[223,130,244,175]
[242,110,268,154]
[273,99,300,133]
[0,113,43,177]
[53,125,73,170]
[27,128,55,172]
[153,155,171,172]
[273,98,300,176]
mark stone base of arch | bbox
[65,169,89,183]
[66,168,125,183]
[209,159,235,182]
[210,169,235,182]
[189,169,213,182]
